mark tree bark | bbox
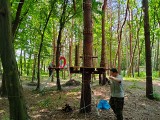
[51,24,57,82]
[80,0,93,113]
[32,53,37,82]
[99,0,107,85]
[12,0,25,39]
[55,0,68,90]
[20,48,23,76]
[75,44,79,67]
[69,19,74,67]
[23,50,26,75]
[0,73,7,97]
[115,0,129,73]
[27,49,32,76]
[109,0,113,69]
[155,39,159,71]
[142,0,153,99]
[127,7,133,77]
[0,0,28,119]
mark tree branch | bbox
[12,0,25,39]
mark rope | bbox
[81,67,100,118]
[40,71,54,91]
[82,67,87,119]
[90,84,100,116]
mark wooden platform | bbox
[70,67,109,74]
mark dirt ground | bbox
[0,78,160,120]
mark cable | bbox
[40,71,54,91]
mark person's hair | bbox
[110,68,118,73]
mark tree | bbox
[55,0,76,90]
[80,0,93,113]
[36,4,54,90]
[142,0,153,99]
[0,0,28,119]
[0,0,27,96]
[12,0,25,39]
[99,0,107,85]
[116,0,129,73]
[55,0,68,90]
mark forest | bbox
[0,0,160,120]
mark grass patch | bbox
[124,77,145,81]
[38,97,52,108]
[68,87,81,92]
[153,92,160,101]
[128,81,145,90]
[1,113,9,120]
[128,84,144,90]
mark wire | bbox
[82,67,87,119]
[40,71,54,91]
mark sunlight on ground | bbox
[32,114,42,119]
[0,110,5,114]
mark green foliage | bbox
[9,0,160,81]
[134,71,159,78]
[153,92,160,101]
[134,72,146,78]
[152,71,159,78]
[1,113,9,120]
[38,97,52,108]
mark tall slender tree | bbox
[0,0,28,119]
[142,0,153,99]
[100,0,107,85]
[36,5,53,90]
[80,0,93,113]
[55,0,68,90]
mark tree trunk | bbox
[109,0,113,69]
[26,49,32,76]
[69,19,74,67]
[136,9,143,77]
[51,23,56,82]
[12,0,25,39]
[0,0,28,119]
[127,7,133,77]
[56,0,68,91]
[23,50,26,75]
[36,8,53,90]
[75,44,79,68]
[142,0,153,99]
[0,72,7,97]
[20,49,23,76]
[100,0,107,85]
[155,39,159,71]
[56,27,62,90]
[32,54,37,82]
[115,0,129,73]
[80,0,93,113]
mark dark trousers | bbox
[49,69,53,77]
[109,97,124,120]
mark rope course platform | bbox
[49,67,68,70]
[70,67,110,74]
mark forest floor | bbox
[0,76,160,120]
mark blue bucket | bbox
[97,99,110,110]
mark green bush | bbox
[152,71,159,78]
[153,92,160,101]
[134,72,146,77]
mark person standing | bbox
[48,61,55,77]
[109,68,124,120]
